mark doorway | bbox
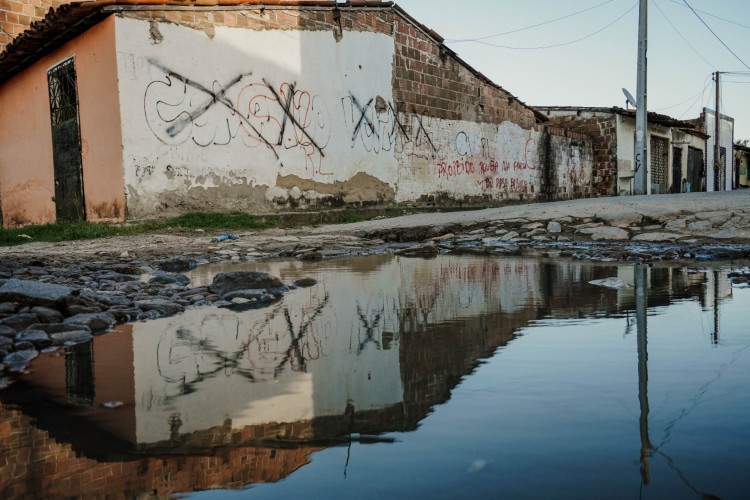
[47,57,85,222]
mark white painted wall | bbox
[704,108,734,191]
[395,119,545,201]
[114,17,590,216]
[115,17,398,215]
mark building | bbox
[0,0,593,227]
[694,108,735,191]
[535,106,709,196]
[735,143,750,188]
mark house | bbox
[0,0,593,227]
[689,108,735,191]
[535,106,709,196]
[735,143,750,188]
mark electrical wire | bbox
[668,0,750,30]
[653,0,715,70]
[445,0,620,43]
[682,0,750,70]
[655,78,712,112]
[677,74,713,118]
[454,1,638,50]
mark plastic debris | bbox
[214,234,239,242]
[102,401,124,409]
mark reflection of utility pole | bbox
[635,263,651,485]
[712,270,720,345]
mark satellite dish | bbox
[622,88,637,108]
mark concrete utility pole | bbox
[634,0,648,195]
[714,71,721,191]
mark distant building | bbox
[735,143,750,188]
[534,106,708,196]
[688,109,735,191]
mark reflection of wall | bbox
[0,403,318,498]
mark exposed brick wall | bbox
[0,0,67,52]
[545,115,618,196]
[0,402,320,497]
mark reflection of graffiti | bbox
[143,59,331,174]
[154,293,329,399]
[356,301,385,353]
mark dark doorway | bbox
[687,147,704,192]
[671,147,682,193]
[47,57,85,222]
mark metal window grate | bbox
[650,136,669,193]
[47,58,79,127]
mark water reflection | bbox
[0,255,747,498]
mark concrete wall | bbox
[114,8,592,218]
[0,16,125,226]
[703,108,734,191]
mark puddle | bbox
[1,254,749,498]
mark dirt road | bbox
[1,191,749,264]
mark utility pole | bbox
[714,71,721,191]
[634,0,648,195]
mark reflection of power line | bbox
[657,342,750,449]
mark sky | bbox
[395,0,750,141]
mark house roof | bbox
[0,0,544,122]
[736,143,750,154]
[534,106,696,130]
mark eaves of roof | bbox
[0,0,545,124]
[0,1,390,84]
[534,105,696,131]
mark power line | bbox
[677,74,713,118]
[446,0,620,43]
[682,0,750,70]
[655,77,711,112]
[453,1,637,51]
[668,0,750,30]
[653,0,715,70]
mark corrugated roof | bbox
[0,1,544,123]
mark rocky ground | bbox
[2,191,750,378]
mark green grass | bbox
[0,212,276,247]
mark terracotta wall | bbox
[0,15,125,226]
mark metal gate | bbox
[650,136,669,194]
[48,57,85,222]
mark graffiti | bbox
[340,94,399,154]
[135,165,156,178]
[143,60,331,174]
[341,95,443,160]
[454,131,493,158]
[239,79,331,175]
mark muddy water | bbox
[1,254,749,498]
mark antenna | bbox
[622,88,637,109]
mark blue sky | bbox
[395,0,750,141]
